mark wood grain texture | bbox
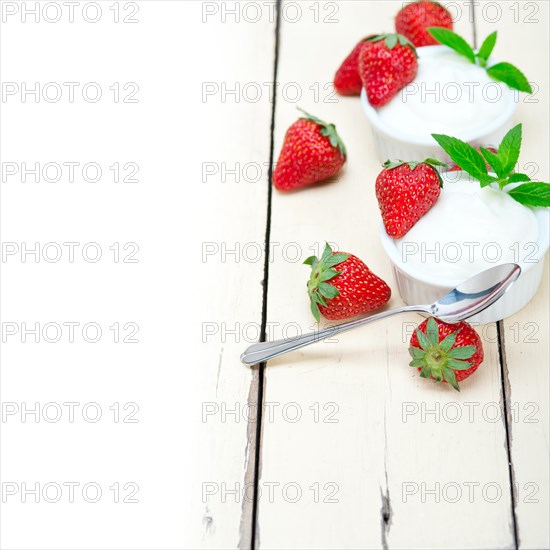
[189,6,275,548]
[474,2,550,548]
[256,2,517,549]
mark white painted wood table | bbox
[0,1,547,549]
[208,2,549,549]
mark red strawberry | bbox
[409,317,484,391]
[334,37,373,96]
[358,34,418,107]
[376,159,446,238]
[305,243,391,321]
[447,146,497,172]
[273,109,346,191]
[395,0,453,47]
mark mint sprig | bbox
[432,124,550,207]
[495,123,522,176]
[476,31,497,67]
[428,28,475,63]
[508,183,550,207]
[486,63,533,94]
[427,28,532,93]
[507,173,531,184]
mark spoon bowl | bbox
[241,263,521,366]
[428,263,522,323]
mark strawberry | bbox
[273,109,346,191]
[409,317,484,391]
[358,34,418,107]
[305,243,391,321]
[334,37,373,96]
[395,0,453,47]
[447,146,497,172]
[376,159,446,238]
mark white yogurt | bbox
[396,173,539,281]
[377,50,513,141]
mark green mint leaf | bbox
[507,183,550,207]
[426,318,439,346]
[447,359,473,371]
[423,158,448,168]
[497,124,522,176]
[507,173,531,184]
[442,367,460,391]
[432,133,489,181]
[487,62,533,93]
[318,282,340,300]
[310,300,321,323]
[476,31,497,65]
[439,333,457,352]
[479,173,499,188]
[480,147,504,178]
[324,253,350,268]
[427,28,475,63]
[415,329,432,352]
[447,345,477,360]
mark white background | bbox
[0,1,272,547]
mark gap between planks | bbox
[498,321,520,549]
[239,2,520,550]
[239,2,282,549]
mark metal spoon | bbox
[240,263,521,366]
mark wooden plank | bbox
[0,3,274,548]
[257,2,514,548]
[474,2,550,548]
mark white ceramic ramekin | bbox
[379,178,549,324]
[361,45,518,163]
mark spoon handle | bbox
[240,305,427,366]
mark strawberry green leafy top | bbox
[383,158,448,186]
[368,33,417,55]
[427,28,532,93]
[432,124,550,207]
[297,108,347,158]
[410,317,476,392]
[304,243,349,322]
